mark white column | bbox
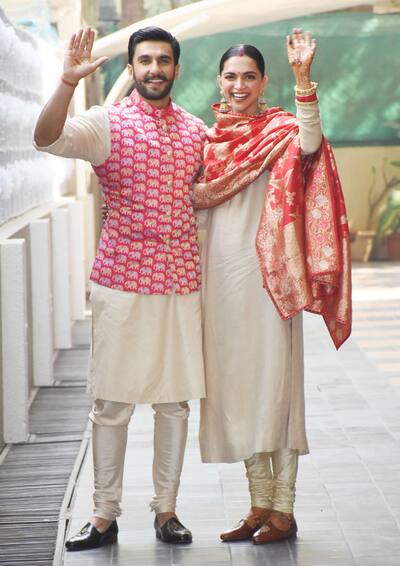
[52,208,72,349]
[1,239,29,443]
[30,219,54,386]
[69,200,86,320]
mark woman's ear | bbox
[259,74,268,96]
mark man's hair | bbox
[128,27,180,65]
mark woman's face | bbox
[219,55,267,115]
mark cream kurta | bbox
[35,105,205,404]
[199,101,322,463]
[89,283,205,403]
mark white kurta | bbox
[199,101,322,463]
[34,106,206,404]
[89,283,205,403]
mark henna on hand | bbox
[286,27,316,87]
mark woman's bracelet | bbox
[295,81,318,104]
[294,81,318,96]
[61,75,78,88]
[295,92,318,104]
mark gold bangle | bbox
[61,76,78,88]
[294,81,318,95]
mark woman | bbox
[193,29,351,543]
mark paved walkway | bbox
[0,321,92,566]
[61,263,400,566]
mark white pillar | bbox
[69,200,86,320]
[1,239,29,443]
[52,208,72,349]
[30,219,54,386]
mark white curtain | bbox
[0,9,60,225]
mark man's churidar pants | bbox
[89,399,189,520]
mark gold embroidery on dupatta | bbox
[193,106,352,349]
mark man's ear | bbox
[127,63,133,78]
[174,64,180,80]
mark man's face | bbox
[128,40,179,104]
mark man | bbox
[34,26,206,550]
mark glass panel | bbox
[174,12,400,146]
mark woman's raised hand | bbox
[286,28,316,85]
[63,28,108,84]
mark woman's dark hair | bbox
[128,27,180,65]
[219,44,265,75]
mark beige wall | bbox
[334,146,400,232]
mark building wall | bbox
[334,146,400,232]
[0,5,88,447]
[0,300,3,450]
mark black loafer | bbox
[154,516,192,544]
[65,520,118,551]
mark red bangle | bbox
[295,93,318,103]
[61,76,78,88]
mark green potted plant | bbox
[376,164,400,260]
[351,159,400,261]
[350,160,389,261]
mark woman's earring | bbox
[258,94,267,113]
[219,91,231,113]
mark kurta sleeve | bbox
[33,105,111,166]
[296,100,322,155]
[195,209,208,244]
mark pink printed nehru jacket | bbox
[91,91,206,295]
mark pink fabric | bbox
[91,91,205,295]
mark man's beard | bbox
[134,73,175,101]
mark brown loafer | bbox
[252,518,297,544]
[220,508,271,542]
[220,519,258,542]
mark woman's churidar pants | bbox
[245,450,298,514]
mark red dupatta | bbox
[193,105,352,349]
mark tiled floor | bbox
[61,263,400,566]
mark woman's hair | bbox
[219,44,265,76]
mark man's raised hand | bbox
[63,28,108,84]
